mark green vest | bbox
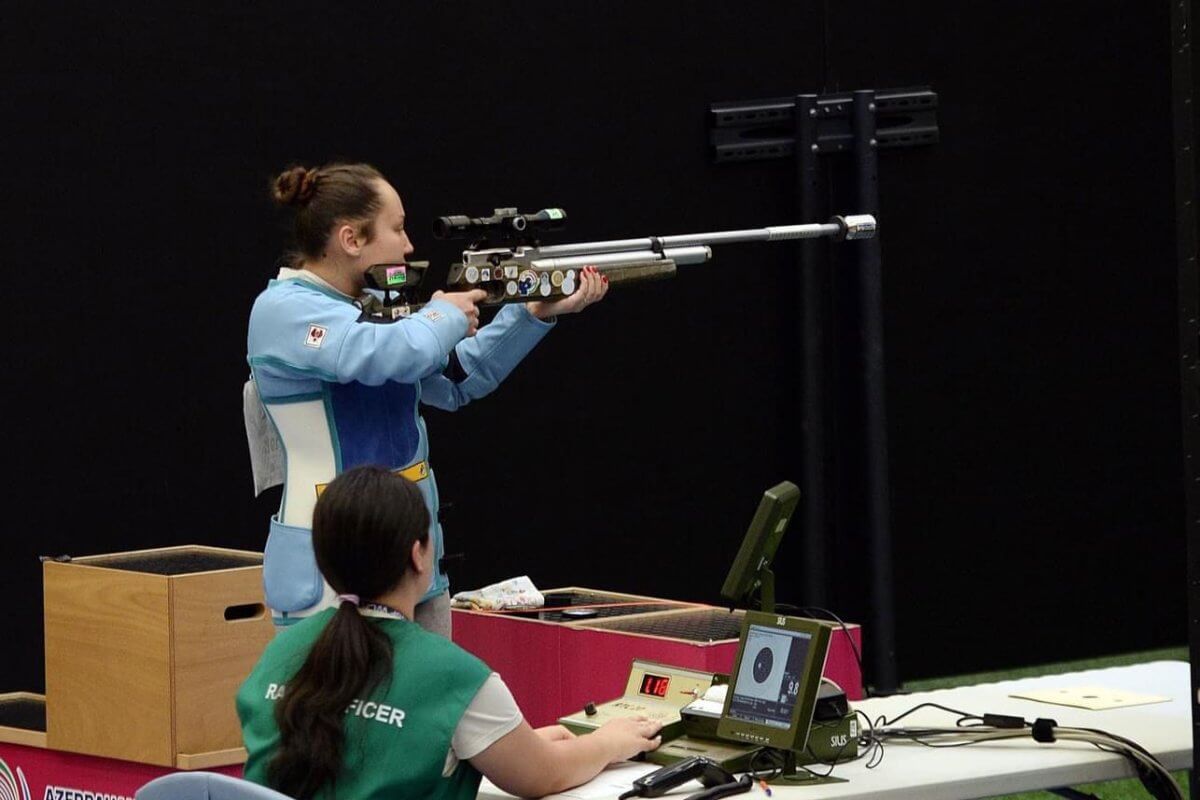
[237,609,492,800]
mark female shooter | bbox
[245,162,608,635]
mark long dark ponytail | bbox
[268,466,430,800]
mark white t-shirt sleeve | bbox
[443,673,524,776]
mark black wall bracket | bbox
[710,86,939,162]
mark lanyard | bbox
[360,601,408,621]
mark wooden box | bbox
[0,692,47,749]
[44,545,274,768]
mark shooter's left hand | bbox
[526,265,608,319]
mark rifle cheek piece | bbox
[363,261,429,293]
[358,261,430,323]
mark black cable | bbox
[861,702,987,768]
[854,708,885,768]
[771,602,869,698]
[1049,727,1183,800]
[747,748,783,781]
[872,702,981,728]
[875,729,1029,749]
[1070,725,1159,759]
[863,707,1183,800]
[682,775,753,800]
[799,605,867,692]
[865,737,885,769]
[1048,790,1103,800]
[746,698,1178,800]
[798,733,861,778]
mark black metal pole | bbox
[1167,0,1199,795]
[852,90,899,693]
[796,93,830,608]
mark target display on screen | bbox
[726,625,812,729]
[752,646,774,683]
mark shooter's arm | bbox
[420,304,555,411]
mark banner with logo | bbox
[0,743,241,800]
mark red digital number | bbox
[640,674,670,697]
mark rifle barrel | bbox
[534,221,847,259]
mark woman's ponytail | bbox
[266,467,430,799]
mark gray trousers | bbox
[414,590,452,638]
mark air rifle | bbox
[358,207,876,321]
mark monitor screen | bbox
[719,481,800,609]
[715,611,831,752]
[726,624,813,730]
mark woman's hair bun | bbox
[272,166,319,207]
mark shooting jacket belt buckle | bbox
[315,461,429,498]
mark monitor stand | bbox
[758,568,775,615]
[763,748,847,786]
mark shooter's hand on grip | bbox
[431,288,487,336]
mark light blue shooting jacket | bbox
[246,274,554,614]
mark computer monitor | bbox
[718,481,800,613]
[715,610,831,752]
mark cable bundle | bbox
[857,703,1182,800]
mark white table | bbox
[478,660,1192,800]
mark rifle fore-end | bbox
[600,260,677,286]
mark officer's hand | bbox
[527,265,609,320]
[593,716,662,763]
[432,289,487,336]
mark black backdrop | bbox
[1,2,1189,694]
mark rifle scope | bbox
[434,207,567,241]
